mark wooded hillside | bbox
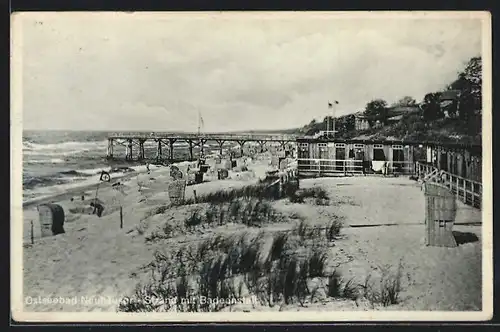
[288,56,482,145]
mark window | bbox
[335,143,346,147]
[318,143,327,151]
[373,144,386,161]
[299,143,309,151]
[392,145,403,150]
[354,144,365,148]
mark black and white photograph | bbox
[11,11,492,321]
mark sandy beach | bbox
[21,154,482,312]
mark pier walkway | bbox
[106,132,298,161]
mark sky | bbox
[15,12,485,132]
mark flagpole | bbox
[327,102,330,135]
[197,108,201,135]
[326,103,329,134]
[332,102,336,139]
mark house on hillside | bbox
[354,112,370,131]
[439,89,461,117]
[354,106,421,131]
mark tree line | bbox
[298,56,482,139]
[362,56,482,124]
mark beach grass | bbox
[116,214,411,313]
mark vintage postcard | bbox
[11,11,492,322]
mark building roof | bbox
[386,106,421,117]
[295,137,482,150]
[387,114,404,121]
[355,106,420,120]
[440,89,461,101]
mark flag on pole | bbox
[328,101,339,108]
[99,170,111,182]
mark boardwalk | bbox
[106,132,298,161]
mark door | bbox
[335,144,346,171]
[392,145,404,173]
[440,152,448,171]
[354,144,365,173]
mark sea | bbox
[22,130,244,204]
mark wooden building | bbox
[421,141,482,182]
[296,137,417,177]
[296,135,482,182]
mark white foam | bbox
[23,140,108,156]
[28,158,66,164]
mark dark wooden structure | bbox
[296,135,482,181]
[421,141,482,183]
[424,182,458,247]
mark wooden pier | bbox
[106,132,298,161]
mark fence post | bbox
[30,220,34,245]
[462,179,467,203]
[278,176,283,198]
[344,160,347,176]
[119,206,123,229]
[455,177,459,199]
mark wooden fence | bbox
[416,161,482,209]
[297,159,416,176]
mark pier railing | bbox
[108,132,298,142]
[416,161,481,209]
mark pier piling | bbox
[106,139,114,159]
[138,139,146,160]
[156,139,163,162]
[168,138,176,161]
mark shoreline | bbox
[22,171,143,209]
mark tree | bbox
[364,99,388,125]
[344,114,355,132]
[448,56,482,119]
[394,96,417,107]
[421,92,443,121]
[334,114,356,137]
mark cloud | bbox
[17,13,483,131]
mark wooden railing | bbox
[416,161,481,209]
[297,159,416,176]
[386,161,416,175]
[108,132,298,142]
[297,159,364,176]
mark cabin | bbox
[296,136,417,177]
